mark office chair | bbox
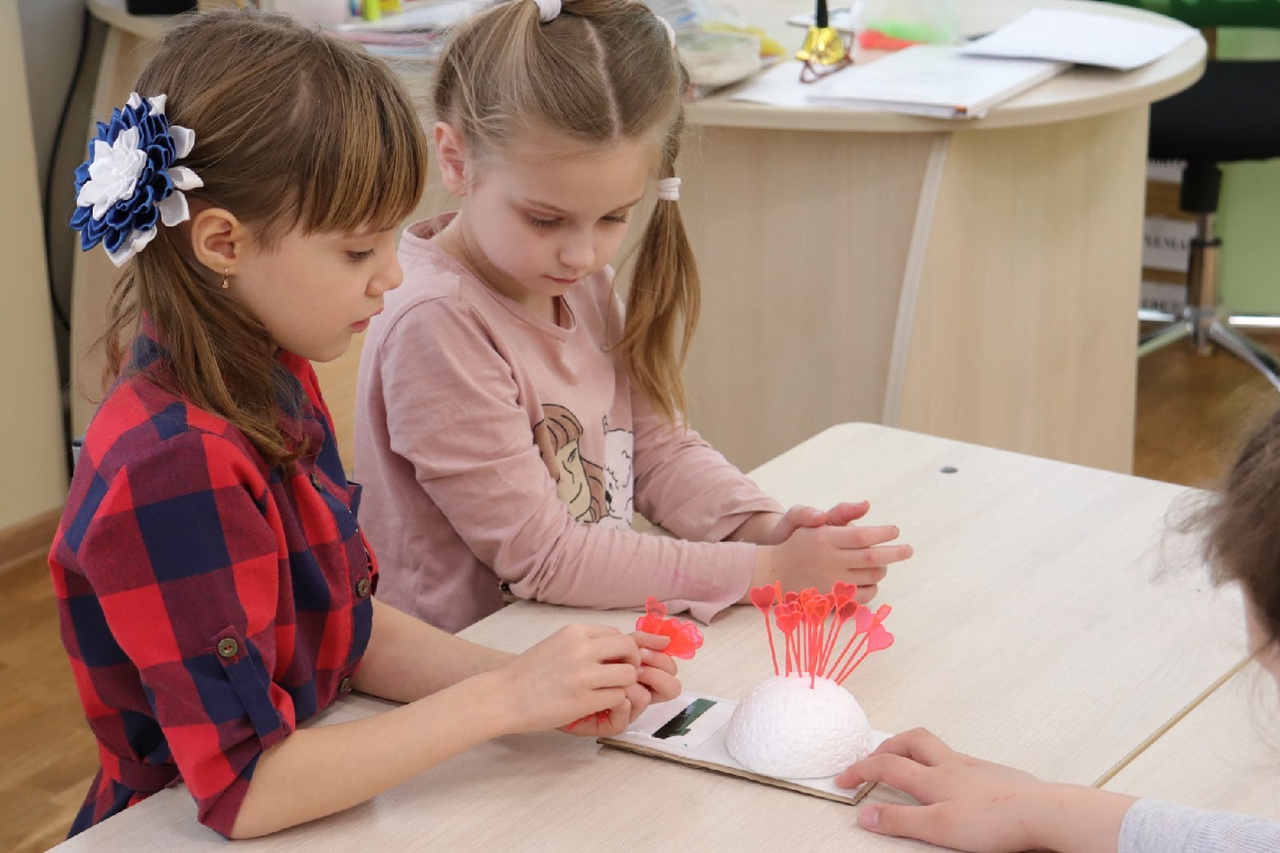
[1107,0,1280,391]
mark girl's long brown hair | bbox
[433,0,699,423]
[1196,406,1280,646]
[99,10,428,469]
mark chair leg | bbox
[1137,162,1280,391]
[1184,211,1221,356]
[1206,319,1280,393]
[1138,307,1179,324]
[1138,319,1190,356]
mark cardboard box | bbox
[1141,160,1193,314]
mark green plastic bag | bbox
[860,0,959,49]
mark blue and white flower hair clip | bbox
[70,92,203,268]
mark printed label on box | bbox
[1143,216,1196,272]
[1141,280,1185,315]
[1147,159,1186,183]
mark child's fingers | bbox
[622,682,650,715]
[594,660,642,690]
[848,565,889,585]
[588,696,634,736]
[838,543,914,568]
[832,523,905,548]
[867,728,956,766]
[852,583,879,603]
[560,693,632,737]
[638,663,681,704]
[588,631,642,667]
[772,505,827,543]
[825,500,870,526]
[550,623,635,663]
[638,646,678,675]
[632,631,672,652]
[834,752,932,795]
[856,801,953,846]
[604,699,636,734]
[824,545,916,571]
[786,504,827,527]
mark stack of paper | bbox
[804,45,1069,119]
[729,6,1199,118]
[960,8,1199,71]
[328,0,478,61]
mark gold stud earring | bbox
[221,269,230,290]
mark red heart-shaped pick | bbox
[867,626,894,652]
[833,581,858,601]
[853,605,873,634]
[837,599,859,622]
[803,597,830,625]
[664,622,704,659]
[775,609,800,636]
[749,585,776,613]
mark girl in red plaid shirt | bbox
[52,8,679,840]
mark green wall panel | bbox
[1216,28,1280,314]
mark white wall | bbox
[19,0,85,185]
[19,0,93,400]
[3,1,70,533]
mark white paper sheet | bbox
[804,45,1068,119]
[728,61,831,108]
[959,8,1198,71]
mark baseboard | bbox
[0,508,61,573]
[1228,318,1280,337]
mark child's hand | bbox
[836,727,1043,851]
[497,624,641,734]
[632,631,681,709]
[765,501,871,545]
[556,632,684,737]
[750,511,911,603]
[833,728,1134,853]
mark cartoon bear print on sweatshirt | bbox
[532,406,636,529]
[601,415,634,529]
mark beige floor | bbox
[3,333,1277,853]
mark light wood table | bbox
[77,0,1204,475]
[677,0,1204,475]
[1103,664,1280,820]
[50,423,1250,851]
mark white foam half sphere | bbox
[724,674,872,779]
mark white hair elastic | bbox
[656,177,681,201]
[531,0,560,22]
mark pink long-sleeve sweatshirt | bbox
[354,215,782,632]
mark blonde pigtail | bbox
[618,121,700,425]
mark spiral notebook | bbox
[805,44,1069,119]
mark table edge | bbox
[89,0,1207,133]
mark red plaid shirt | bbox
[50,327,377,838]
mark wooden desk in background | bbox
[50,423,1265,851]
[78,0,1204,476]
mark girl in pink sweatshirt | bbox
[355,0,913,633]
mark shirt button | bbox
[356,577,371,599]
[338,676,353,694]
[216,637,239,658]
